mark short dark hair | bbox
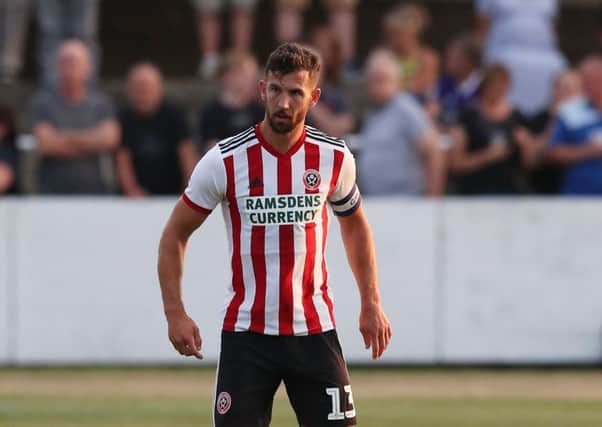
[264,42,321,83]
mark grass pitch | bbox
[1,367,602,426]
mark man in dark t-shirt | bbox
[196,51,264,154]
[117,63,197,196]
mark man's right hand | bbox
[167,312,203,359]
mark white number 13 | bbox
[326,385,355,421]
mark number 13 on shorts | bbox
[326,385,356,421]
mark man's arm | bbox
[158,199,208,359]
[545,142,602,166]
[419,130,446,196]
[116,147,147,197]
[35,120,121,157]
[337,206,392,360]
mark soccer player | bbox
[158,42,392,427]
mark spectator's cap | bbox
[264,42,321,85]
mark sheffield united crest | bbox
[303,169,321,190]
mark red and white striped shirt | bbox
[183,124,361,335]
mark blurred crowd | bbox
[1,0,602,197]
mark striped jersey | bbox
[183,124,361,336]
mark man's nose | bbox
[277,93,291,110]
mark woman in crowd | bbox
[0,106,18,194]
[449,64,540,195]
[383,3,439,111]
[475,0,566,119]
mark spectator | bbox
[449,64,539,195]
[31,39,120,194]
[0,0,30,84]
[526,69,583,194]
[306,25,355,138]
[476,0,566,118]
[116,63,197,197]
[546,56,602,195]
[275,0,357,68]
[358,49,445,196]
[196,51,263,154]
[0,105,18,193]
[436,33,482,127]
[37,0,100,88]
[192,0,256,80]
[383,3,439,108]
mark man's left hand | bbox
[359,304,392,360]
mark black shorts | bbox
[213,330,357,427]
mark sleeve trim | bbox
[330,184,358,206]
[182,193,213,215]
[333,196,362,217]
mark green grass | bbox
[1,368,602,426]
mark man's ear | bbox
[258,80,266,103]
[310,87,321,107]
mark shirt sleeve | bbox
[95,92,117,122]
[401,97,431,144]
[172,104,191,144]
[30,92,52,125]
[328,146,362,217]
[0,145,17,169]
[182,145,226,214]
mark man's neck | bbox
[59,84,86,103]
[259,120,305,154]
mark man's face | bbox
[445,43,467,78]
[223,60,258,102]
[57,45,90,88]
[366,61,400,106]
[128,68,163,115]
[259,70,320,134]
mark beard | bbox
[266,108,304,134]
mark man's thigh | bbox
[283,331,357,426]
[214,332,281,427]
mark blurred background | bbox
[2,0,602,426]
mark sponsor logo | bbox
[303,169,321,191]
[248,176,264,190]
[216,391,231,415]
[243,194,324,225]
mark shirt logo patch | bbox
[249,176,264,190]
[216,391,232,415]
[303,169,321,191]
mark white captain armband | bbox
[330,184,362,217]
